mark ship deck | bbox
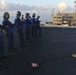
[1,26,76,75]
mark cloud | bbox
[58,2,68,12]
[0,2,51,16]
[0,1,74,24]
[0,1,53,23]
[0,1,36,11]
[57,2,73,13]
[0,1,9,10]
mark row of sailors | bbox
[0,11,41,65]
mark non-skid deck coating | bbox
[1,27,76,75]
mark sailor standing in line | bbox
[2,12,14,56]
[24,13,31,40]
[31,13,36,37]
[14,11,25,47]
[0,25,6,65]
[21,14,24,26]
[36,16,41,36]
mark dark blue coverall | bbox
[2,19,14,53]
[0,26,4,57]
[31,17,36,37]
[24,18,31,39]
[14,16,24,46]
[36,18,41,36]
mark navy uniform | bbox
[2,12,14,55]
[21,14,24,26]
[24,13,31,39]
[14,11,24,46]
[36,16,41,36]
[0,25,4,57]
[31,13,36,37]
[0,25,8,66]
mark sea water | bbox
[0,16,52,24]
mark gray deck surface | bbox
[1,27,76,75]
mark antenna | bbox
[52,5,54,16]
[74,0,76,13]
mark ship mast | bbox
[52,7,54,15]
[52,5,54,16]
[74,0,76,13]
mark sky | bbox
[0,0,75,7]
[0,0,75,24]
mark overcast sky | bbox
[0,0,75,7]
[0,0,75,24]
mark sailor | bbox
[21,14,24,26]
[31,13,36,37]
[2,12,14,56]
[14,11,24,47]
[36,16,41,36]
[24,13,31,40]
[0,25,5,65]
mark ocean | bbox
[0,16,52,24]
